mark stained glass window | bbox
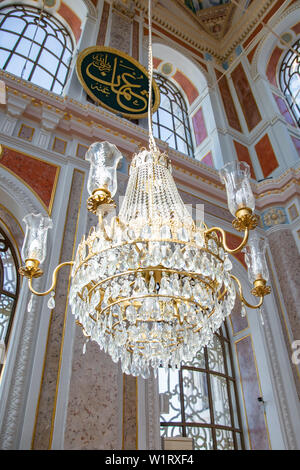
[0,227,20,370]
[279,38,300,127]
[153,73,194,158]
[0,5,74,94]
[159,322,244,450]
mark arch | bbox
[0,2,75,94]
[279,37,300,127]
[0,166,47,226]
[152,72,194,157]
[152,42,209,105]
[0,224,20,358]
[251,3,300,85]
[0,167,46,449]
[0,0,94,43]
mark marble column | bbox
[31,169,85,449]
[267,226,300,396]
[267,227,300,340]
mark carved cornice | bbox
[112,0,135,19]
[135,0,284,62]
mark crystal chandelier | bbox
[18,0,271,379]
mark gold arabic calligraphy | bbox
[86,54,149,113]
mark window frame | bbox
[153,73,194,158]
[0,4,74,94]
[279,37,300,127]
[0,226,20,374]
[159,322,245,450]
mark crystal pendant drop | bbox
[82,338,89,355]
[172,245,184,270]
[47,291,56,310]
[170,273,181,296]
[224,254,232,271]
[182,278,192,299]
[241,304,247,318]
[27,294,33,313]
[140,224,152,239]
[126,305,137,323]
[161,225,172,239]
[137,272,148,294]
[159,272,170,295]
[148,271,156,293]
[259,306,265,326]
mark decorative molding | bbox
[6,91,31,118]
[261,288,298,449]
[135,0,276,62]
[0,170,45,449]
[251,2,300,80]
[261,206,288,230]
[0,289,42,449]
[112,0,135,19]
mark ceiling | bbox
[176,0,251,40]
[136,0,277,61]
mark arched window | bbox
[279,38,300,127]
[0,4,74,94]
[158,323,244,450]
[0,227,20,371]
[153,73,194,158]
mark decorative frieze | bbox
[261,207,288,230]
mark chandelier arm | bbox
[28,261,74,296]
[204,226,249,254]
[230,274,263,309]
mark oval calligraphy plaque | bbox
[76,46,160,119]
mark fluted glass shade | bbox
[243,232,269,283]
[85,141,123,197]
[21,213,53,264]
[219,161,255,217]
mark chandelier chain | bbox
[147,0,158,154]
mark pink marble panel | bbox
[122,375,137,450]
[215,69,242,133]
[273,94,296,127]
[0,146,59,212]
[230,295,248,335]
[173,70,199,105]
[192,108,207,146]
[233,140,256,179]
[268,229,300,344]
[231,63,262,132]
[64,337,120,449]
[201,151,213,167]
[97,1,110,45]
[255,134,279,178]
[291,136,300,158]
[235,336,270,450]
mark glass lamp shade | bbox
[243,232,269,283]
[85,141,123,197]
[21,213,53,264]
[219,161,255,217]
